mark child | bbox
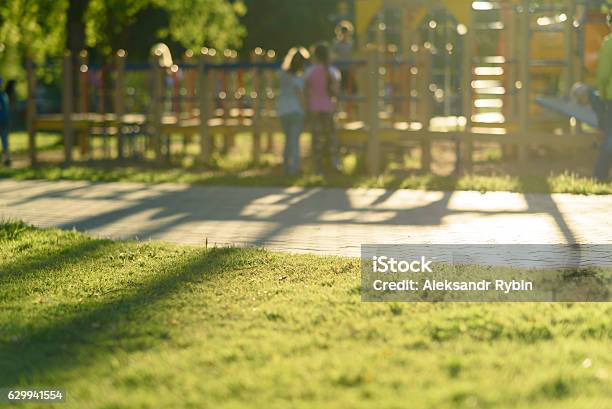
[305,43,341,174]
[594,11,612,181]
[0,77,10,167]
[332,21,356,95]
[277,47,309,176]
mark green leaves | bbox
[84,0,151,54]
[0,0,246,69]
[0,0,68,70]
[83,0,246,54]
[156,0,246,52]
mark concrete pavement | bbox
[1,179,611,256]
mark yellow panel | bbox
[356,0,382,36]
[404,7,428,32]
[530,31,564,75]
[356,0,473,34]
[442,0,473,26]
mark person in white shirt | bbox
[277,47,310,175]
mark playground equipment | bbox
[24,0,609,174]
[349,0,608,170]
[25,46,273,165]
[536,96,599,127]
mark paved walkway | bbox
[1,179,611,256]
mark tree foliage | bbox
[0,0,68,76]
[158,0,246,52]
[84,0,246,55]
[0,0,245,98]
[0,0,245,67]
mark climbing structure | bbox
[354,0,608,134]
[23,0,610,175]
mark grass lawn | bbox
[3,163,612,195]
[8,132,62,155]
[1,221,610,408]
[3,131,612,195]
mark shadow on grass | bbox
[0,236,117,287]
[0,242,245,387]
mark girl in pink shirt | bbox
[305,43,341,174]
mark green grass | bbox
[1,221,610,408]
[8,131,62,154]
[4,131,612,194]
[2,164,612,195]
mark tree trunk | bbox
[66,0,88,56]
[66,0,89,154]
